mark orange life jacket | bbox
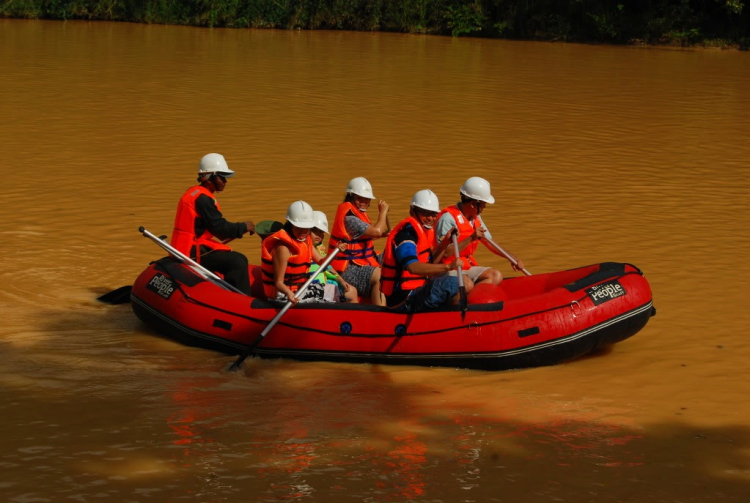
[436,204,482,268]
[261,229,313,299]
[327,202,380,272]
[380,217,434,297]
[171,185,231,262]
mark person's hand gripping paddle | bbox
[228,247,342,371]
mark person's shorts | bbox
[341,263,377,297]
[404,275,459,313]
[323,283,342,302]
[446,266,490,283]
[271,282,331,304]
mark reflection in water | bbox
[167,379,219,452]
[379,429,427,500]
[0,18,749,502]
[148,364,655,501]
[507,420,644,468]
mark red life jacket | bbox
[171,185,231,262]
[380,217,434,297]
[327,202,380,272]
[436,204,482,268]
[261,229,313,299]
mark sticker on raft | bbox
[586,280,626,306]
[147,273,176,300]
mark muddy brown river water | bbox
[1,19,749,502]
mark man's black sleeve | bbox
[194,194,247,240]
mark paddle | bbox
[479,223,532,276]
[97,222,277,304]
[255,220,283,240]
[96,285,133,304]
[228,247,342,371]
[97,233,239,304]
[139,227,246,294]
[451,232,468,316]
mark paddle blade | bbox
[459,286,468,315]
[97,286,132,304]
[228,358,246,372]
[255,220,284,239]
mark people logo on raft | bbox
[147,273,176,300]
[586,280,626,306]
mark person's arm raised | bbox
[361,200,390,238]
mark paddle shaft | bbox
[229,247,342,370]
[484,237,532,276]
[478,224,532,276]
[97,236,238,304]
[139,226,246,295]
[197,237,235,258]
[451,233,468,314]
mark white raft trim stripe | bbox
[254,301,654,360]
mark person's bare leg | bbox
[462,275,475,294]
[370,268,385,306]
[344,285,359,303]
[475,268,502,285]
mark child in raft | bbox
[261,201,347,304]
[309,211,358,303]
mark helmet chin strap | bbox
[200,173,216,189]
[412,207,433,229]
[293,228,309,242]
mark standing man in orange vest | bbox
[171,153,256,295]
[380,190,463,312]
[435,177,525,286]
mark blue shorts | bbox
[404,275,459,313]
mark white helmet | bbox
[410,189,440,213]
[345,177,375,199]
[286,201,315,229]
[198,153,235,178]
[460,176,495,204]
[311,210,329,234]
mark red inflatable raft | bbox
[130,258,655,371]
